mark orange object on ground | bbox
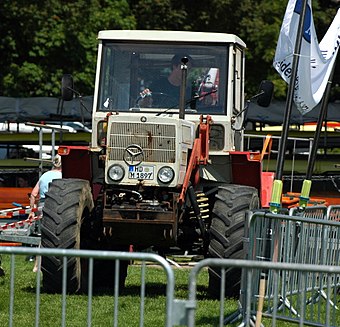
[282,194,299,207]
[304,121,340,129]
[282,192,330,208]
[0,242,22,246]
[0,187,31,210]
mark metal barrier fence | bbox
[289,205,328,219]
[0,247,177,327]
[327,205,340,222]
[187,258,340,327]
[227,208,340,327]
[1,248,340,326]
[1,207,340,326]
[0,206,42,246]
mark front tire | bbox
[208,184,259,298]
[41,178,94,293]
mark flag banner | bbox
[273,0,340,115]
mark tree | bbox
[1,0,339,100]
[129,0,188,30]
[0,0,136,97]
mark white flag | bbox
[273,0,340,115]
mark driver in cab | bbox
[139,54,193,108]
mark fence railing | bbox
[1,206,340,326]
[187,258,340,327]
[0,247,176,327]
[227,207,340,326]
[1,247,340,326]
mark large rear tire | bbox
[41,178,94,293]
[208,184,259,298]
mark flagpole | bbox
[269,0,308,213]
[307,64,336,178]
[275,0,308,181]
[255,1,308,326]
[299,63,336,206]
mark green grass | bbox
[0,255,337,326]
[0,255,236,327]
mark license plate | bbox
[128,165,154,180]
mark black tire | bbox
[208,184,259,298]
[41,178,94,293]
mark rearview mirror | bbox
[61,74,74,101]
[257,80,274,107]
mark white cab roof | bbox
[98,30,246,48]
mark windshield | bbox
[97,42,228,114]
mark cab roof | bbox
[98,30,246,48]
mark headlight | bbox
[157,166,174,184]
[108,164,125,181]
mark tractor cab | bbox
[90,31,246,153]
[94,31,244,115]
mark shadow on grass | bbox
[21,283,170,297]
[20,283,214,300]
[22,286,37,293]
[22,281,219,300]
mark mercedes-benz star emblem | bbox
[123,144,144,166]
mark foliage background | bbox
[0,0,339,101]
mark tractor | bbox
[41,30,273,296]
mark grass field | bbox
[0,254,336,326]
[0,254,238,327]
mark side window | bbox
[233,47,244,114]
[209,124,224,150]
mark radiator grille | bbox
[108,122,176,163]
